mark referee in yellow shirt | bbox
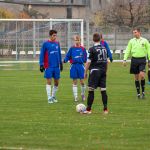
[123,28,150,99]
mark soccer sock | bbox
[87,91,94,111]
[46,84,51,100]
[101,91,108,109]
[141,79,145,94]
[73,84,78,98]
[81,84,86,95]
[135,80,140,95]
[52,86,58,98]
[148,69,150,82]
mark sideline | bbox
[0,60,131,63]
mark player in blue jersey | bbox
[100,34,113,63]
[39,30,63,104]
[64,35,87,102]
[82,33,112,114]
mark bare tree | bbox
[103,0,150,28]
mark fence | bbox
[87,25,150,59]
[0,19,150,61]
[88,26,150,48]
[0,19,84,60]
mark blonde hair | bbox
[74,35,81,41]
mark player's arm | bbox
[64,48,72,63]
[84,48,92,79]
[58,42,63,71]
[84,61,91,79]
[123,40,132,66]
[58,42,62,64]
[39,42,46,72]
[104,41,113,62]
[83,48,87,63]
[146,40,150,62]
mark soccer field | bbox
[0,63,150,150]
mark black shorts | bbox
[130,57,146,74]
[88,68,106,89]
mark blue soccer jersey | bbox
[39,40,62,68]
[64,46,87,79]
[101,40,113,61]
[64,46,87,64]
[39,40,62,79]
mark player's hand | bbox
[60,63,63,72]
[107,59,110,63]
[40,65,45,72]
[123,60,127,66]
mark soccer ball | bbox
[76,103,86,113]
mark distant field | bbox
[0,63,150,150]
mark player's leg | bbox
[80,79,86,101]
[101,88,108,114]
[79,64,86,101]
[134,74,140,99]
[139,71,145,99]
[46,78,53,103]
[83,69,99,114]
[73,79,78,102]
[130,58,140,98]
[99,71,108,114]
[52,79,59,102]
[82,85,94,114]
[70,64,78,101]
[139,59,146,99]
[52,67,60,102]
[44,68,53,103]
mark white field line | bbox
[0,64,13,66]
[0,60,130,64]
[0,147,49,150]
[0,61,38,63]
[0,69,37,70]
[0,147,23,150]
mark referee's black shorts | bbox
[130,57,146,74]
[88,68,106,89]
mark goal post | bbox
[0,18,84,61]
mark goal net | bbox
[0,19,84,61]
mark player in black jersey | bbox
[83,33,112,114]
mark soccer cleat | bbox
[137,94,140,99]
[81,110,92,114]
[52,97,58,103]
[74,96,78,102]
[48,97,54,104]
[147,81,150,85]
[81,94,86,101]
[103,108,108,114]
[141,93,145,99]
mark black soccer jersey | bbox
[88,44,107,70]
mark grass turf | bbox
[0,63,150,150]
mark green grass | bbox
[0,63,150,150]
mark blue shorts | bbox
[44,67,60,79]
[70,64,85,79]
